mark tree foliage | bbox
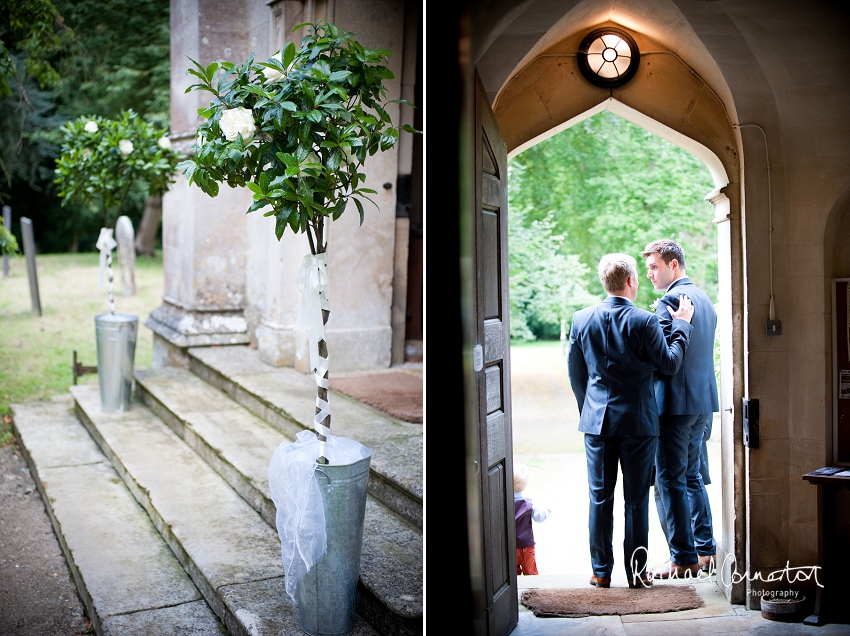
[508,110,717,338]
[51,0,170,127]
[0,0,72,97]
[508,204,598,341]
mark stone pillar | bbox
[146,0,264,367]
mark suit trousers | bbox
[654,414,717,565]
[585,433,656,582]
[654,414,717,559]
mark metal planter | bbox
[296,453,372,636]
[94,313,138,412]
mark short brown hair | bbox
[642,239,686,269]
[598,253,636,293]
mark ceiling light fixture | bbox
[577,27,640,88]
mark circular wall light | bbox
[577,27,640,88]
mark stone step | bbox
[133,365,423,636]
[69,383,381,636]
[187,345,423,530]
[10,395,227,636]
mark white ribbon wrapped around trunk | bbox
[268,429,371,603]
[96,227,118,315]
[295,253,331,455]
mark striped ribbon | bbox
[96,227,117,316]
[295,253,331,460]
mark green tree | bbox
[0,0,71,97]
[509,110,717,313]
[508,202,599,341]
[51,0,170,126]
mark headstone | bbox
[115,215,136,296]
[20,217,41,316]
[3,205,10,277]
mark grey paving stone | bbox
[219,577,378,636]
[102,600,227,635]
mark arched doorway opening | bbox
[507,100,732,588]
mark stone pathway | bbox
[0,410,91,635]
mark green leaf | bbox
[282,42,296,68]
[331,197,347,220]
[328,70,351,83]
[354,197,365,226]
[205,61,220,83]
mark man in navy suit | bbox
[642,239,719,579]
[568,253,694,588]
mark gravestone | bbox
[115,215,136,296]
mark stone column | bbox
[146,0,266,367]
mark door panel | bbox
[474,69,517,636]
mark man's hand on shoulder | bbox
[668,294,694,323]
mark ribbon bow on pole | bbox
[295,252,331,461]
[96,227,118,315]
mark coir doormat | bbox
[329,372,422,423]
[521,585,705,618]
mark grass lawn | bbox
[0,252,164,444]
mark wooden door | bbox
[473,69,517,635]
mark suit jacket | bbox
[568,295,693,436]
[653,277,720,416]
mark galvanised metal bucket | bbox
[296,453,372,636]
[95,313,138,412]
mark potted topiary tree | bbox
[176,20,418,635]
[55,110,181,412]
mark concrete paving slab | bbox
[621,614,751,635]
[135,365,423,633]
[219,577,379,636]
[515,609,628,635]
[43,463,204,615]
[12,399,105,469]
[188,346,422,527]
[11,397,223,635]
[102,600,227,636]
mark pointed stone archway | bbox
[489,20,748,604]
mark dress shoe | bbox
[589,574,611,588]
[651,560,700,579]
[698,554,716,573]
[628,573,654,589]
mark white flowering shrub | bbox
[178,19,419,254]
[54,109,181,228]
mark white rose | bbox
[263,52,287,83]
[84,121,98,133]
[119,139,134,155]
[220,107,255,143]
[157,136,172,150]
